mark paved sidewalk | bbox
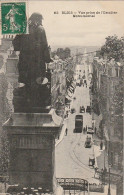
[92,113,102,128]
[55,94,74,147]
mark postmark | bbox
[1,2,27,34]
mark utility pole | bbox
[103,148,106,185]
[108,164,111,195]
[107,76,111,195]
[88,182,90,195]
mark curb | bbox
[93,143,98,168]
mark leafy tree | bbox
[99,35,124,62]
[113,73,123,116]
[0,73,10,175]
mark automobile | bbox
[80,106,85,113]
[85,136,92,148]
[87,127,94,134]
[80,79,83,85]
[89,154,95,166]
[84,79,86,84]
[76,79,81,86]
[86,106,91,113]
[71,108,75,114]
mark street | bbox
[55,61,117,195]
[55,63,98,183]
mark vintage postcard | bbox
[0,1,123,195]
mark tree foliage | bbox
[113,76,123,116]
[51,47,71,60]
[99,35,124,62]
[0,73,10,175]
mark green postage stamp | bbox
[1,2,27,34]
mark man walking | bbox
[94,127,97,134]
[100,140,103,150]
[65,128,68,136]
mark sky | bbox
[0,1,124,48]
[27,1,124,48]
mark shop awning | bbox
[70,84,76,89]
[65,96,72,103]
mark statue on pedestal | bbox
[12,13,52,112]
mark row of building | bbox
[0,35,76,117]
[92,57,123,173]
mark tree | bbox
[113,74,123,116]
[0,73,10,175]
[99,35,124,62]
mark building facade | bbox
[92,57,123,173]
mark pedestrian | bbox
[86,125,87,131]
[95,127,97,134]
[104,167,107,176]
[94,167,98,178]
[103,167,107,184]
[66,111,68,118]
[92,158,95,167]
[83,127,86,133]
[65,128,68,136]
[100,140,103,150]
[101,168,104,182]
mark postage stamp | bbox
[1,2,27,34]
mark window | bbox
[119,69,122,77]
[108,68,112,76]
[114,154,119,167]
[115,68,119,77]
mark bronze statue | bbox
[13,12,52,86]
[12,13,52,111]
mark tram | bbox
[74,115,83,133]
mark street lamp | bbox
[108,164,111,195]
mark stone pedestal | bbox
[3,109,63,193]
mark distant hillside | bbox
[51,46,100,55]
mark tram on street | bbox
[74,115,83,133]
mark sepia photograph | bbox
[0,0,123,195]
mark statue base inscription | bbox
[3,109,63,193]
